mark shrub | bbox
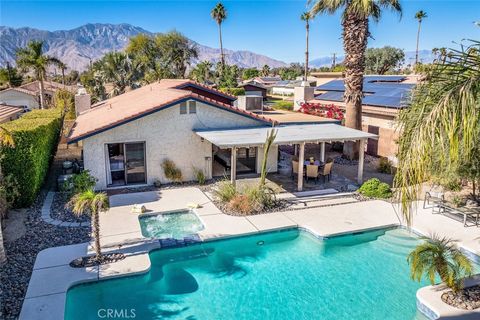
[67,170,97,195]
[220,87,245,96]
[358,178,392,199]
[0,175,20,219]
[193,167,206,185]
[214,180,237,202]
[244,185,276,211]
[228,194,253,215]
[0,108,63,207]
[272,100,293,111]
[54,89,75,120]
[161,159,182,182]
[377,157,394,174]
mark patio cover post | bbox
[231,146,237,187]
[357,139,365,185]
[320,142,325,162]
[298,142,305,191]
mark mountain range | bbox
[0,23,288,71]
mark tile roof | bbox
[68,81,275,143]
[157,79,237,100]
[19,80,76,94]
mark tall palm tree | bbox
[57,61,67,86]
[301,12,312,82]
[261,64,270,77]
[310,0,402,159]
[0,127,14,266]
[16,40,63,109]
[211,2,227,67]
[69,189,109,261]
[408,236,473,292]
[414,10,427,66]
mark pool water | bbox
[66,228,434,320]
[139,210,204,239]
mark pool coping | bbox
[19,197,480,320]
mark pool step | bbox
[376,232,419,256]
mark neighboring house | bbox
[238,82,267,99]
[310,75,416,159]
[252,76,282,87]
[0,103,23,123]
[0,80,75,110]
[68,79,373,191]
[272,80,316,96]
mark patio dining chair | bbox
[318,161,333,182]
[423,191,445,209]
[305,165,320,184]
[291,160,303,180]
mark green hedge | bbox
[0,108,63,207]
[220,87,245,96]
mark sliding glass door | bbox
[125,142,146,184]
[107,142,146,187]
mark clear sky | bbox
[1,0,479,63]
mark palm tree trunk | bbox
[39,77,46,109]
[305,22,309,82]
[415,21,422,66]
[342,12,368,160]
[0,222,6,266]
[92,210,102,261]
[62,69,65,87]
[219,23,225,67]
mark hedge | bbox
[220,87,245,96]
[0,108,63,207]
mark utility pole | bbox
[331,53,336,70]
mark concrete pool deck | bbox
[20,187,480,320]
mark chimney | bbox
[293,85,315,111]
[74,87,91,115]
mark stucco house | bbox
[68,79,375,191]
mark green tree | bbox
[0,63,23,88]
[217,63,240,88]
[242,68,260,80]
[414,10,427,66]
[395,40,480,224]
[16,40,63,108]
[154,31,198,78]
[457,145,480,198]
[301,12,312,81]
[69,189,109,261]
[0,127,15,266]
[365,46,405,74]
[211,2,227,66]
[408,236,473,292]
[310,0,402,159]
[261,64,270,77]
[80,68,107,103]
[190,61,214,84]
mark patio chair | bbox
[423,191,445,209]
[305,165,320,183]
[291,160,303,180]
[318,162,333,182]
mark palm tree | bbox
[408,236,473,292]
[16,40,63,109]
[310,0,402,159]
[261,64,270,77]
[191,61,213,84]
[96,52,143,97]
[395,40,480,224]
[69,189,109,261]
[414,10,427,66]
[211,2,227,67]
[57,61,67,86]
[301,12,312,82]
[0,127,14,266]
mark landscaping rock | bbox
[441,285,480,310]
[50,192,90,223]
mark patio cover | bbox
[195,123,377,148]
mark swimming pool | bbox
[139,209,204,240]
[65,228,432,320]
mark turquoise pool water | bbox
[66,228,433,320]
[139,210,204,239]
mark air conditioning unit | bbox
[237,95,263,111]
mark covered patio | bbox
[195,124,377,191]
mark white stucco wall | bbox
[0,91,39,110]
[82,100,278,189]
[271,87,294,96]
[256,145,279,175]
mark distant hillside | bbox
[0,23,287,71]
[309,49,435,67]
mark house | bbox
[307,75,416,159]
[238,82,267,99]
[252,76,282,87]
[0,103,23,123]
[271,80,316,96]
[0,81,76,110]
[67,79,375,191]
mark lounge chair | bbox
[423,191,444,209]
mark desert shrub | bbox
[220,87,245,96]
[0,107,63,206]
[272,100,293,111]
[377,157,394,174]
[67,170,97,195]
[358,178,392,199]
[193,167,206,185]
[54,89,75,120]
[226,185,277,215]
[214,180,237,202]
[161,159,182,182]
[228,194,253,215]
[451,195,465,208]
[444,180,462,192]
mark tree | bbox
[457,145,480,198]
[217,63,240,88]
[154,31,198,78]
[0,127,14,266]
[69,189,109,261]
[57,61,67,86]
[0,63,23,88]
[310,0,402,159]
[16,40,63,109]
[414,10,427,66]
[261,64,270,77]
[394,40,480,224]
[259,129,277,187]
[190,61,214,84]
[365,46,405,74]
[301,12,312,81]
[211,2,227,67]
[242,68,260,80]
[408,236,473,293]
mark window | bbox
[179,102,187,114]
[189,101,197,114]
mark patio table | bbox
[432,200,480,227]
[304,160,322,166]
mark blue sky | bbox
[1,0,479,63]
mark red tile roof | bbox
[68,81,275,143]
